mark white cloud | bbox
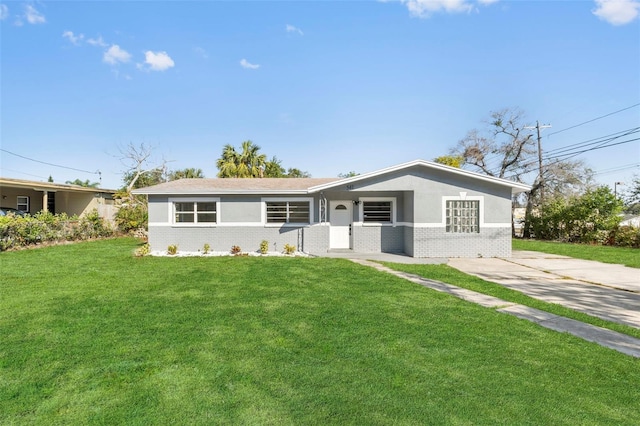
[62,30,84,45]
[286,24,304,35]
[24,4,45,24]
[240,58,260,69]
[593,0,640,25]
[103,44,131,65]
[87,36,107,47]
[140,51,175,71]
[400,0,493,17]
[0,4,9,20]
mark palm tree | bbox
[216,141,266,178]
[216,144,239,178]
[168,168,204,181]
[66,178,100,188]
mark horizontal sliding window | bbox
[266,201,310,224]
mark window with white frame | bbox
[266,200,310,224]
[446,200,479,233]
[173,201,217,224]
[362,200,392,223]
[17,196,29,212]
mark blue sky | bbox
[1,0,639,191]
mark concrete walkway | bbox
[349,258,640,358]
[448,251,640,329]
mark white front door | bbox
[329,201,352,249]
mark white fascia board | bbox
[133,189,311,196]
[307,159,532,194]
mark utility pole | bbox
[524,121,551,202]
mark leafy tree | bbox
[66,178,100,188]
[530,186,622,243]
[623,175,640,214]
[338,171,360,178]
[216,141,266,178]
[433,155,464,168]
[168,168,204,181]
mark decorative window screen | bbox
[174,201,217,223]
[446,200,479,233]
[363,201,392,223]
[266,201,310,224]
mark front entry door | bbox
[329,201,352,249]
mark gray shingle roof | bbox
[132,177,341,194]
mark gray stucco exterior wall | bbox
[143,163,521,258]
[148,224,327,254]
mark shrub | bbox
[259,240,269,255]
[283,243,296,255]
[529,187,623,244]
[135,243,150,257]
[203,243,211,254]
[114,202,148,234]
[0,210,113,251]
[230,245,242,255]
[167,244,178,255]
[608,226,640,248]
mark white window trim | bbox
[17,195,29,212]
[357,197,396,226]
[262,197,314,227]
[442,194,483,232]
[168,197,220,227]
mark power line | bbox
[544,128,640,160]
[545,137,639,161]
[545,127,640,155]
[547,103,640,137]
[594,163,640,176]
[0,167,50,180]
[0,148,101,175]
[501,137,639,181]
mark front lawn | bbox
[2,238,639,424]
[513,238,640,268]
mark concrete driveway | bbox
[448,251,640,329]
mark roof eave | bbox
[132,189,312,196]
[308,159,533,193]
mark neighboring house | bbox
[620,215,640,228]
[132,160,531,258]
[0,177,118,221]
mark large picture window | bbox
[362,201,392,223]
[266,201,310,224]
[446,200,479,233]
[174,201,217,224]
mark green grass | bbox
[513,238,640,268]
[381,263,640,340]
[1,238,639,424]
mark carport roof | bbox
[0,177,117,193]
